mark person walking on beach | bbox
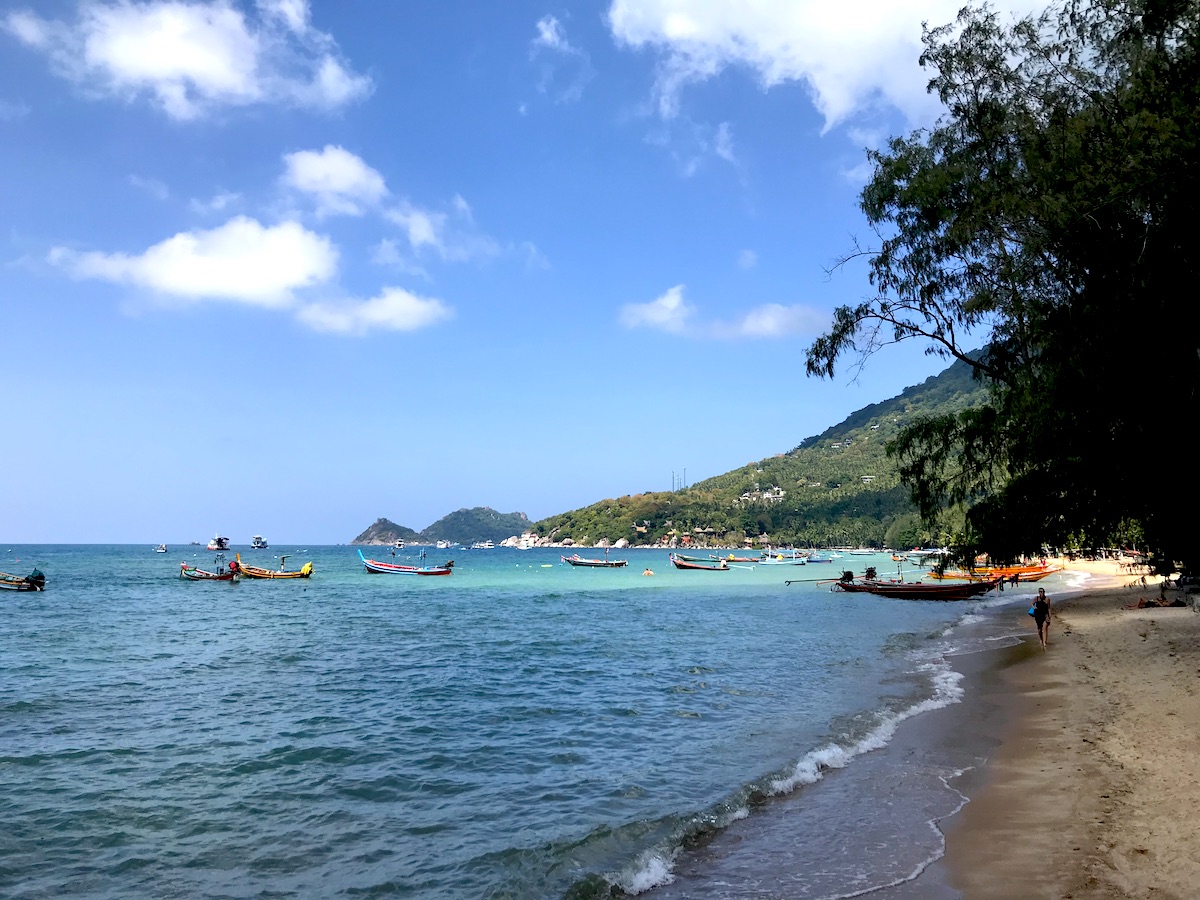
[1033,587,1051,649]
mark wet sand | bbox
[939,559,1200,898]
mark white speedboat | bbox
[393,540,405,549]
[250,535,269,549]
[207,534,230,551]
[153,543,167,553]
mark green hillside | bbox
[351,508,530,545]
[531,357,988,548]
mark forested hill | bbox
[531,356,988,549]
[351,508,530,545]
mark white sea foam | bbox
[767,655,964,796]
[615,849,677,894]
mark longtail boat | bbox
[757,551,808,566]
[236,553,313,579]
[832,575,998,601]
[180,555,239,582]
[0,568,45,591]
[561,553,627,568]
[358,549,453,576]
[929,563,1062,583]
[669,553,730,571]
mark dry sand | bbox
[942,559,1200,898]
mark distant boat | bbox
[206,534,230,551]
[236,553,313,579]
[153,543,167,553]
[806,552,837,563]
[471,541,495,550]
[436,540,453,550]
[669,553,729,571]
[250,535,269,550]
[393,539,406,549]
[709,553,760,563]
[1,568,46,591]
[561,553,628,568]
[358,549,453,576]
[758,550,808,566]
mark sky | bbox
[1,0,1039,544]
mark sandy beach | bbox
[941,559,1200,898]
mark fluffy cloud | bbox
[48,216,336,307]
[297,287,454,335]
[607,0,1039,129]
[619,284,694,333]
[3,0,370,120]
[282,145,388,216]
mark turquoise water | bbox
[0,545,1056,898]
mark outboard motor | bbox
[865,566,877,581]
[839,570,856,583]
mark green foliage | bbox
[532,358,989,547]
[807,0,1200,572]
[420,507,531,544]
[352,517,421,545]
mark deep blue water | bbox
[0,545,1067,898]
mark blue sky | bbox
[1,0,1035,544]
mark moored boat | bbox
[154,543,167,553]
[712,553,763,563]
[180,554,239,582]
[206,534,230,551]
[929,563,1062,583]
[561,553,628,568]
[236,553,313,579]
[669,553,729,571]
[358,549,453,576]
[0,568,46,591]
[250,535,269,549]
[758,550,807,566]
[831,573,998,600]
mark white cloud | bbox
[530,14,594,104]
[721,302,826,338]
[282,145,388,216]
[607,0,1039,130]
[189,190,242,214]
[383,198,500,263]
[258,0,308,34]
[296,287,453,335]
[0,98,31,120]
[714,121,735,162]
[619,284,694,333]
[128,174,170,200]
[533,15,571,52]
[737,249,757,269]
[619,284,824,340]
[3,1,370,120]
[48,216,336,307]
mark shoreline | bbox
[935,559,1200,897]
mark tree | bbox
[807,0,1200,572]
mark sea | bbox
[0,544,1095,899]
